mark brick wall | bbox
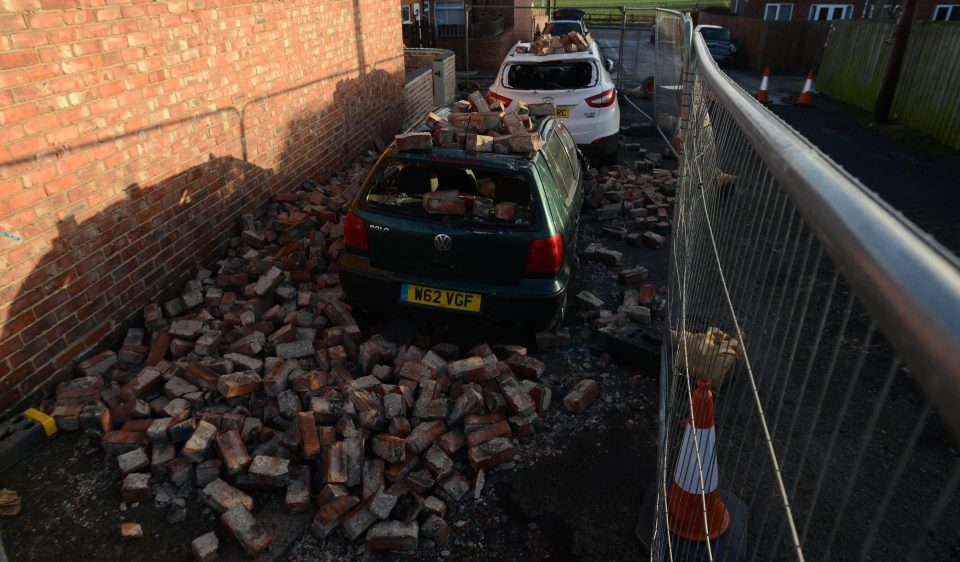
[0,0,405,410]
[404,47,456,106]
[403,66,433,130]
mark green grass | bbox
[549,0,729,11]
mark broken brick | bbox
[215,429,251,476]
[564,379,601,413]
[182,420,218,462]
[220,505,272,556]
[366,520,418,552]
[202,479,253,514]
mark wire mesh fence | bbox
[647,22,960,562]
[651,9,686,144]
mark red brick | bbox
[0,50,39,70]
[0,15,27,32]
[11,31,48,49]
[26,12,65,29]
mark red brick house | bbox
[729,0,959,21]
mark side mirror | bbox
[605,59,614,72]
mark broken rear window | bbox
[365,158,536,226]
[505,61,596,90]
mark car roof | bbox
[504,41,600,63]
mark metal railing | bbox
[647,19,960,562]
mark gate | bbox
[643,11,960,562]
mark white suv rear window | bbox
[504,62,597,91]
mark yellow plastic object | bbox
[24,407,57,437]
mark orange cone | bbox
[754,68,770,103]
[796,70,814,106]
[666,378,730,541]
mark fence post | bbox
[874,0,918,122]
[464,5,470,75]
[617,6,627,93]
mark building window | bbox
[809,4,854,20]
[764,3,794,20]
[933,4,960,20]
[413,2,420,21]
[402,5,412,24]
[869,3,902,20]
[436,1,465,25]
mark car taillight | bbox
[585,88,616,108]
[344,212,368,251]
[524,233,564,273]
[486,91,513,107]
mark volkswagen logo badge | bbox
[434,233,452,251]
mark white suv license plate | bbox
[556,107,571,118]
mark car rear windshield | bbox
[505,61,596,90]
[700,28,731,41]
[365,157,537,227]
[546,21,582,36]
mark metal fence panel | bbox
[648,23,960,562]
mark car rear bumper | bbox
[338,253,567,331]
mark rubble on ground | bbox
[32,154,605,557]
[516,31,592,55]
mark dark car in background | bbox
[695,24,737,66]
[338,110,584,331]
[545,8,589,37]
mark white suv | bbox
[487,42,620,162]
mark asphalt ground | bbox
[725,68,960,256]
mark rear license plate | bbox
[400,283,481,313]
[556,107,571,118]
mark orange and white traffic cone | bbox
[754,67,770,104]
[796,70,815,106]
[666,378,730,541]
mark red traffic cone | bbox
[796,70,814,106]
[754,67,770,103]
[666,378,730,541]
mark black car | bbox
[696,25,737,66]
[338,110,584,331]
[545,8,588,37]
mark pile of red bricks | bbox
[395,91,554,155]
[517,31,592,56]
[39,157,594,557]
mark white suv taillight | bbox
[585,88,616,108]
[486,91,513,107]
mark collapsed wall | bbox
[0,0,405,408]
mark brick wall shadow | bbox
[0,68,403,410]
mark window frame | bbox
[764,3,794,20]
[435,0,465,25]
[401,5,412,24]
[808,4,854,20]
[933,4,960,21]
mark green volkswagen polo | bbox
[337,111,584,331]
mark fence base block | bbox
[606,325,662,374]
[636,484,748,561]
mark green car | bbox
[338,110,584,331]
